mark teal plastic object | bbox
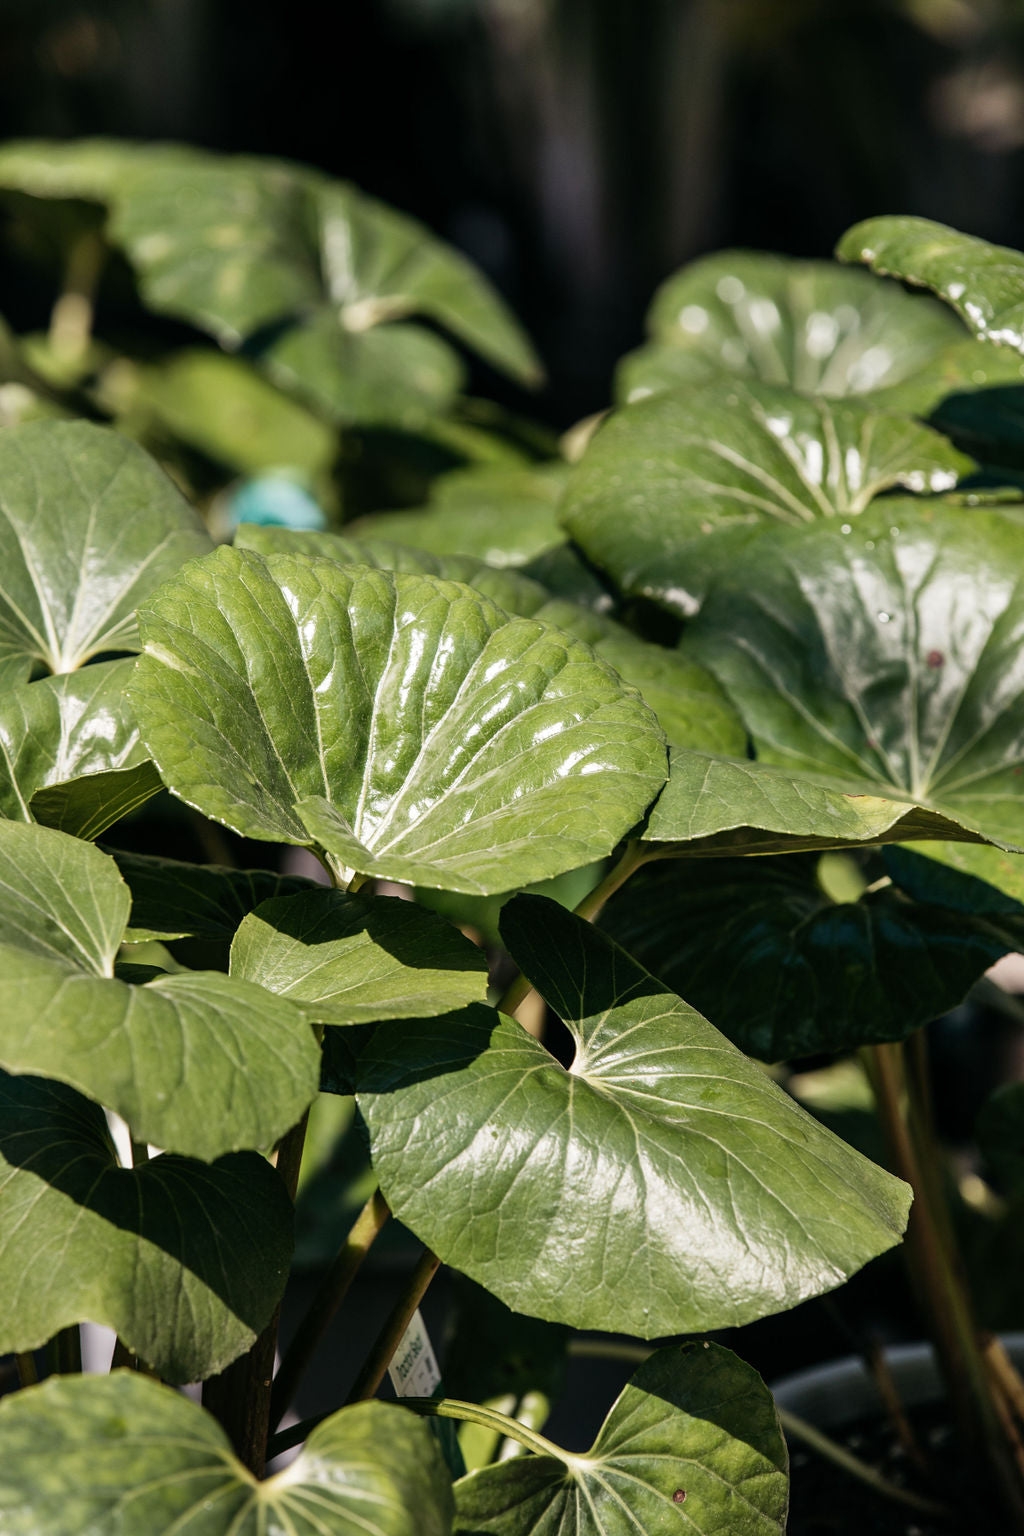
[226,471,326,531]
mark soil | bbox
[787,1401,1015,1535]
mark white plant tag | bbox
[388,1308,441,1398]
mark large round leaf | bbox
[0,420,211,688]
[110,848,315,943]
[130,548,667,894]
[0,659,161,839]
[677,502,1024,854]
[618,249,964,406]
[0,1371,453,1536]
[837,215,1024,354]
[231,887,488,1025]
[235,526,745,753]
[358,896,910,1335]
[0,1073,292,1382]
[561,380,972,616]
[601,854,1012,1059]
[455,1343,788,1536]
[0,821,319,1160]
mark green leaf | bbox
[898,841,1024,904]
[561,381,972,616]
[0,820,319,1159]
[619,249,964,406]
[977,1083,1024,1193]
[0,659,161,839]
[673,502,1024,854]
[234,527,743,753]
[353,463,569,565]
[600,854,1011,1059]
[0,1371,454,1536]
[358,896,909,1334]
[837,215,1024,354]
[130,548,667,894]
[110,848,315,943]
[0,1073,292,1382]
[454,1343,787,1536]
[128,349,337,476]
[0,419,211,684]
[231,887,488,1025]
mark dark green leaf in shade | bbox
[561,381,972,616]
[618,249,964,406]
[358,897,910,1335]
[0,660,161,839]
[600,854,1011,1059]
[977,1083,1024,1194]
[895,841,1024,905]
[351,463,569,565]
[110,848,316,943]
[454,1343,787,1536]
[837,216,1024,355]
[0,420,211,686]
[667,503,1024,855]
[0,1371,453,1536]
[130,548,667,894]
[234,527,744,753]
[231,887,488,1025]
[0,1073,292,1382]
[0,821,320,1160]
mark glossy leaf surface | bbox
[0,1372,453,1536]
[0,659,161,838]
[0,1073,292,1381]
[838,216,1024,354]
[0,821,319,1159]
[675,503,1024,853]
[561,381,971,615]
[358,897,909,1334]
[235,526,744,753]
[131,549,667,893]
[455,1343,788,1536]
[601,854,1010,1059]
[619,249,963,405]
[231,887,488,1024]
[0,420,211,686]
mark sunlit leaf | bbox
[131,548,667,894]
[0,1372,453,1536]
[358,897,909,1334]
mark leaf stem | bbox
[270,1188,391,1430]
[344,1246,440,1405]
[14,1352,38,1388]
[496,840,651,1017]
[777,1407,951,1522]
[48,1326,81,1375]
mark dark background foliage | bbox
[3,0,1024,421]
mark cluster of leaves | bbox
[1,141,1024,1533]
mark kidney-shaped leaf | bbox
[601,854,1012,1060]
[358,897,910,1335]
[561,380,972,616]
[111,848,315,943]
[0,659,161,839]
[0,420,211,687]
[130,548,667,894]
[235,526,745,754]
[673,502,1024,854]
[618,248,964,406]
[0,1073,292,1382]
[838,216,1024,354]
[455,1343,787,1536]
[0,1371,453,1536]
[231,887,488,1025]
[0,821,319,1160]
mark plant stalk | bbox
[270,1188,391,1430]
[864,1040,1024,1528]
[344,1246,440,1405]
[14,1352,38,1388]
